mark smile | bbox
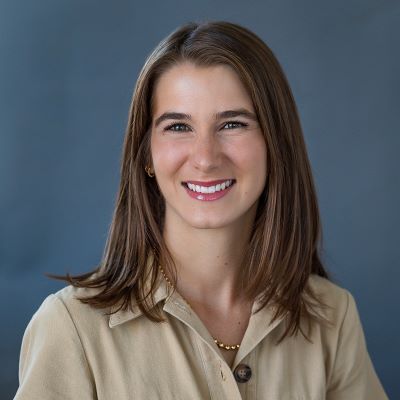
[185,179,235,193]
[182,179,236,201]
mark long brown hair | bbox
[48,20,329,342]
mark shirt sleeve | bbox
[326,290,388,400]
[14,294,96,400]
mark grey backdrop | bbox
[1,0,398,398]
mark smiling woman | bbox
[150,62,267,232]
[14,20,388,399]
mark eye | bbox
[164,123,190,132]
[222,121,249,130]
[163,120,249,133]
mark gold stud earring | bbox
[145,165,155,178]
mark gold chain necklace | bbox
[159,266,240,351]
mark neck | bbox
[162,209,256,314]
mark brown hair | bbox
[48,20,329,342]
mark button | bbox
[233,363,252,383]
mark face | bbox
[150,62,267,231]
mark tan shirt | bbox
[14,272,388,400]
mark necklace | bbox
[159,266,240,351]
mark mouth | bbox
[181,179,236,193]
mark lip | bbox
[183,180,235,201]
[182,179,235,187]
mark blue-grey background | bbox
[1,0,398,398]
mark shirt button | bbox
[233,363,252,383]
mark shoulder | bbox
[306,274,358,329]
[29,284,110,335]
[53,284,106,314]
[308,274,353,306]
[19,284,111,371]
[16,285,100,399]
[306,279,388,398]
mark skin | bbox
[150,61,267,323]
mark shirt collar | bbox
[108,274,275,330]
[108,253,289,329]
[108,272,171,328]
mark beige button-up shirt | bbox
[15,270,388,399]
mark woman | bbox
[15,20,387,399]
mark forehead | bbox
[151,62,254,116]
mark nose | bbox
[189,131,222,172]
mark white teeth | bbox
[186,179,234,193]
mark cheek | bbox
[151,139,187,174]
[232,138,267,177]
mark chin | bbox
[182,213,237,230]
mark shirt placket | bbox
[162,291,285,400]
[163,294,244,400]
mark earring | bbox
[145,165,155,177]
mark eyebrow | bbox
[153,108,258,127]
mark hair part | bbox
[48,20,330,343]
